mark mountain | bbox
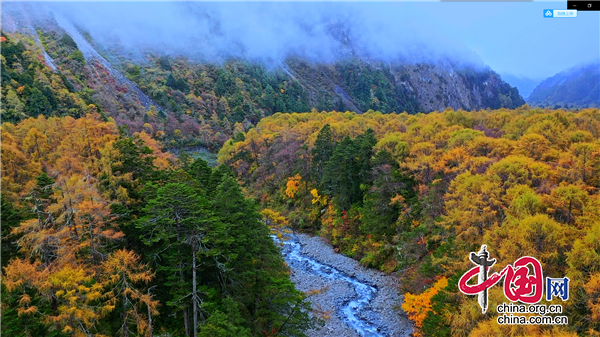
[1,13,524,150]
[277,58,525,115]
[528,63,600,108]
[500,74,541,100]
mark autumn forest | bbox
[1,7,600,337]
[218,108,600,336]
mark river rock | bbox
[278,232,414,337]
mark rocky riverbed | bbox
[276,232,414,337]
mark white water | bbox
[273,232,385,337]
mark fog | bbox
[2,2,598,79]
[2,2,484,66]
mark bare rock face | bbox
[391,62,523,113]
[285,57,525,114]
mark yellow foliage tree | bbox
[402,277,448,337]
[101,249,158,337]
[47,264,108,336]
[285,174,303,199]
[442,172,503,254]
[311,188,328,206]
[22,127,49,161]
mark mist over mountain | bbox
[528,63,600,108]
[1,1,531,151]
[500,74,542,100]
[3,4,600,337]
[2,2,488,67]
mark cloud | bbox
[1,2,485,68]
[7,1,597,80]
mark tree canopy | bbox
[218,107,600,336]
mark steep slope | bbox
[1,29,204,146]
[51,12,162,111]
[2,13,524,150]
[283,58,524,115]
[528,63,600,108]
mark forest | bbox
[1,114,318,336]
[218,107,600,336]
[1,29,523,153]
[2,23,600,337]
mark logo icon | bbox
[544,9,554,17]
[459,245,571,325]
[546,277,569,301]
[468,245,496,313]
[459,245,571,314]
[459,245,548,313]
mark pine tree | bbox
[1,194,22,268]
[322,135,356,210]
[111,134,156,184]
[354,128,377,187]
[187,158,212,188]
[26,87,52,116]
[362,150,418,237]
[321,129,377,211]
[311,124,335,185]
[211,175,314,336]
[178,151,194,171]
[206,164,233,197]
[138,183,216,337]
[166,73,177,89]
[211,175,270,294]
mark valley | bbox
[275,231,412,337]
[1,2,599,337]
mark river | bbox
[274,231,413,337]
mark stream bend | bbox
[273,231,413,337]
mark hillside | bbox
[0,30,209,147]
[113,54,524,122]
[6,6,599,337]
[0,114,317,336]
[218,107,600,336]
[2,17,524,152]
[528,63,600,108]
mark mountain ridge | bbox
[2,14,525,150]
[528,62,600,108]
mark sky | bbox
[3,1,599,81]
[412,1,600,80]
